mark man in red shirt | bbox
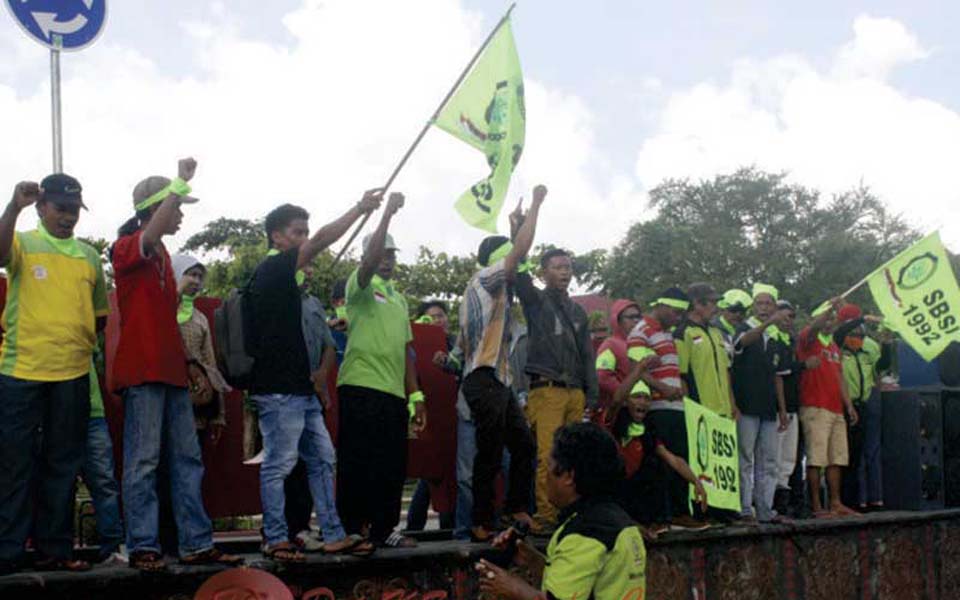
[797,299,859,517]
[111,158,242,571]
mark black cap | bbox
[40,173,87,210]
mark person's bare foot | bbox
[829,503,860,517]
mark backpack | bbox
[214,284,254,388]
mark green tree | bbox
[603,168,919,312]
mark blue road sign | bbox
[5,0,107,51]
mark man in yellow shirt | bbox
[0,175,108,574]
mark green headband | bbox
[651,297,690,310]
[718,288,752,310]
[630,380,651,396]
[414,315,434,325]
[135,177,192,212]
[478,240,533,273]
[752,283,779,301]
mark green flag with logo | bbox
[433,19,525,233]
[866,232,960,361]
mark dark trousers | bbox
[285,460,313,537]
[646,409,689,520]
[462,368,535,528]
[406,479,454,531]
[336,385,408,543]
[842,404,866,508]
[620,459,667,523]
[789,422,808,512]
[0,374,89,564]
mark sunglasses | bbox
[621,312,642,320]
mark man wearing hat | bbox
[731,283,791,522]
[454,186,544,540]
[336,191,427,550]
[675,283,738,419]
[0,175,108,573]
[797,299,860,517]
[833,304,888,511]
[626,286,707,529]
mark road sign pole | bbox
[50,47,63,173]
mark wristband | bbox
[408,390,425,419]
[135,177,192,211]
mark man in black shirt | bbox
[247,191,381,561]
[516,246,598,526]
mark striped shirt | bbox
[627,315,683,411]
[458,259,513,386]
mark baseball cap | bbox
[40,173,87,210]
[837,304,862,322]
[362,232,399,255]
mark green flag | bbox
[433,19,524,233]
[866,232,960,361]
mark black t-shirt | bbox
[732,321,785,419]
[246,248,312,395]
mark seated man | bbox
[475,422,647,600]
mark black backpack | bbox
[214,283,254,388]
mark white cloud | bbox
[0,0,642,261]
[635,14,960,250]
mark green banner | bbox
[684,398,740,512]
[433,19,525,233]
[866,232,960,361]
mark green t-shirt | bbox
[336,268,412,398]
[543,501,647,600]
[89,359,105,419]
[676,321,732,417]
[843,336,882,403]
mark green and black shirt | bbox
[542,498,646,600]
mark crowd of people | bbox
[0,160,894,598]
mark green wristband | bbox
[408,390,425,419]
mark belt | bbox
[529,377,577,390]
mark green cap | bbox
[718,288,753,310]
[752,283,779,301]
[630,380,652,396]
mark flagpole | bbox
[332,2,518,266]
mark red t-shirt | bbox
[110,230,188,391]
[797,326,844,414]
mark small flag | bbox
[866,232,960,361]
[433,18,525,233]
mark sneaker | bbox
[295,530,325,553]
[670,515,711,531]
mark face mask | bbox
[845,336,864,351]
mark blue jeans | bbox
[737,415,779,521]
[454,416,476,541]
[858,389,883,505]
[83,417,124,558]
[122,384,213,557]
[254,394,345,547]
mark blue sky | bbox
[1,0,958,257]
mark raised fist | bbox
[11,182,40,210]
[178,157,198,182]
[386,192,405,215]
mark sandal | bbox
[180,547,245,567]
[350,539,377,557]
[382,532,418,548]
[322,534,364,554]
[262,542,305,563]
[34,557,91,572]
[129,551,167,572]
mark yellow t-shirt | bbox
[1,231,109,381]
